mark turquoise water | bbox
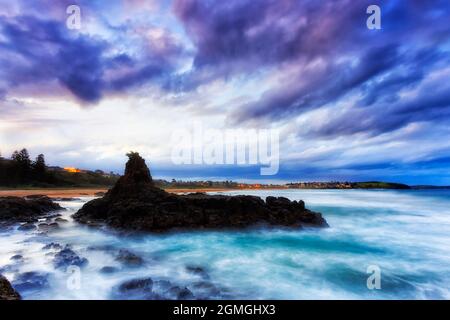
[1,189,450,299]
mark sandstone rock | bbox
[74,152,328,232]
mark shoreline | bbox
[0,186,447,198]
[0,187,286,198]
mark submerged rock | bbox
[191,281,222,299]
[42,242,63,250]
[73,152,328,232]
[113,277,195,300]
[10,254,24,262]
[18,222,36,231]
[115,249,144,267]
[99,266,119,274]
[112,277,154,300]
[0,196,63,226]
[185,265,210,279]
[0,274,21,300]
[11,271,50,292]
[53,246,88,270]
[168,286,195,300]
[53,197,79,202]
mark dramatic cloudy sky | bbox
[0,0,449,184]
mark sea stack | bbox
[73,152,328,231]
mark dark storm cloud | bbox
[173,0,369,68]
[1,0,449,137]
[0,12,181,104]
[173,0,450,136]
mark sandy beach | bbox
[0,188,109,198]
[0,187,289,198]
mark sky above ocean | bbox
[0,0,449,184]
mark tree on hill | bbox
[11,149,32,183]
[33,154,47,181]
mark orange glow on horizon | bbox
[64,167,81,173]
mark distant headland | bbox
[1,149,448,191]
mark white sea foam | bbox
[1,190,450,299]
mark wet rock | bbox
[55,218,68,223]
[11,271,50,292]
[38,223,49,230]
[185,265,210,279]
[0,196,64,225]
[168,286,195,300]
[0,264,19,274]
[74,153,329,232]
[153,280,172,292]
[87,244,117,252]
[0,274,21,300]
[191,281,222,298]
[38,222,59,232]
[53,247,88,270]
[42,242,63,250]
[100,266,119,274]
[112,277,154,299]
[119,278,153,292]
[10,254,23,262]
[115,249,144,267]
[18,222,36,231]
[53,197,79,202]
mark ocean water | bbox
[1,189,450,300]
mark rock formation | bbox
[0,274,21,300]
[0,196,63,226]
[73,152,328,231]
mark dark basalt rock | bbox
[186,265,210,279]
[53,246,88,270]
[18,222,36,231]
[113,277,196,300]
[100,266,119,274]
[11,271,50,292]
[10,254,24,262]
[115,249,144,267]
[168,286,195,300]
[73,152,328,231]
[53,197,79,202]
[112,277,154,300]
[0,274,21,300]
[0,196,63,226]
[191,281,222,299]
[42,242,63,250]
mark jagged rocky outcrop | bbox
[0,274,21,300]
[0,196,63,226]
[73,152,328,231]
